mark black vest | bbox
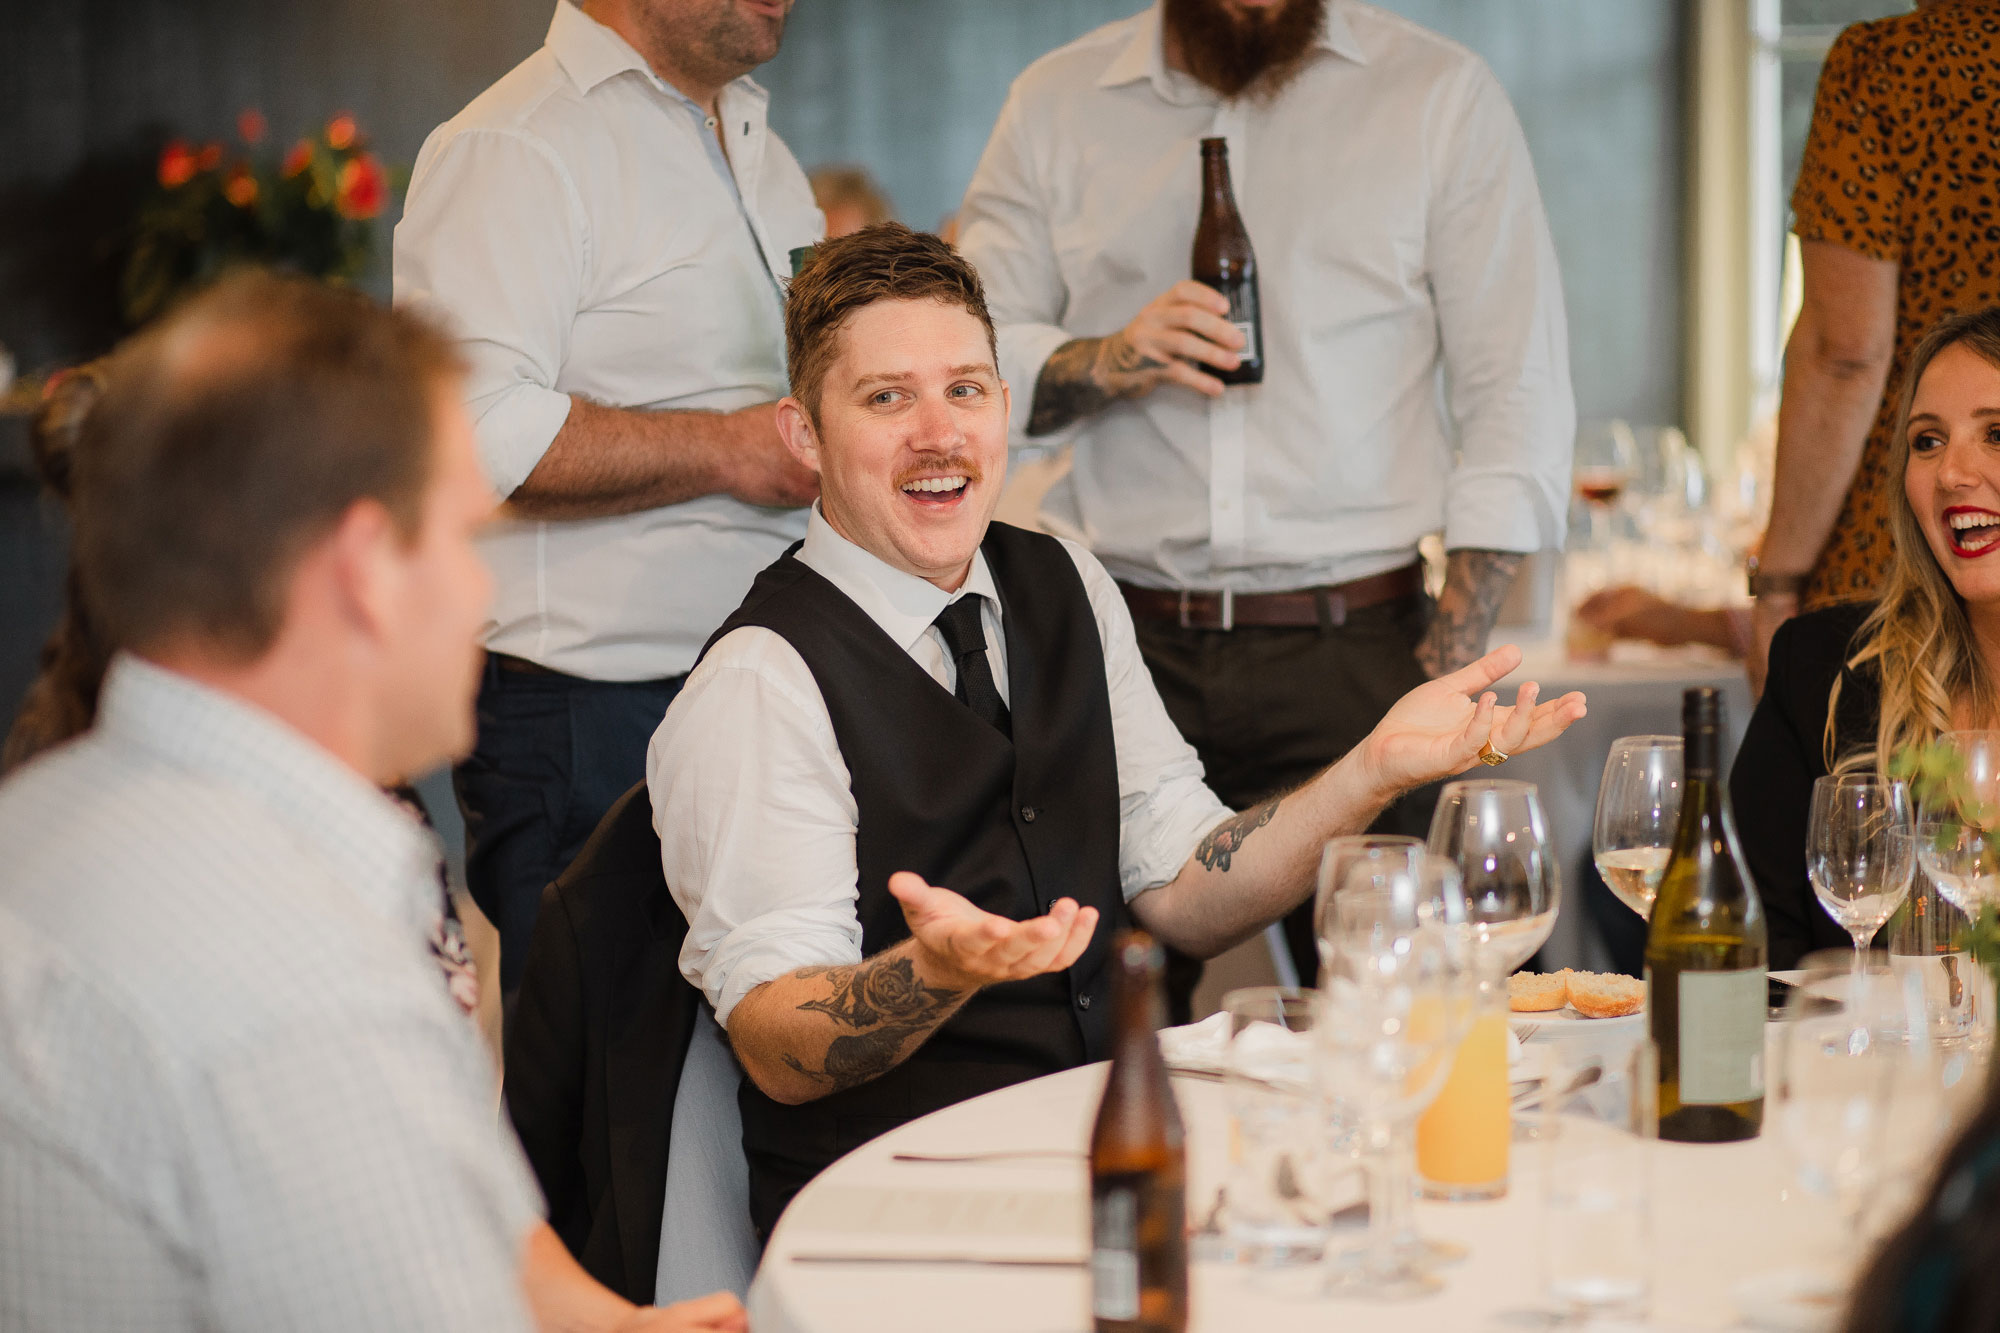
[698,522,1129,1237]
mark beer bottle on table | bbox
[1191,137,1263,386]
[1645,686,1767,1142]
[1089,932,1187,1333]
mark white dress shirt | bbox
[647,508,1234,1027]
[0,658,542,1332]
[394,2,821,680]
[957,0,1575,593]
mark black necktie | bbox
[933,595,1011,738]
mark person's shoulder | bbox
[1007,10,1154,103]
[1774,601,1875,663]
[1337,1,1492,87]
[428,46,573,144]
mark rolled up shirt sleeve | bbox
[647,629,865,1028]
[393,127,586,497]
[958,90,1081,449]
[1058,541,1234,898]
[1428,63,1576,556]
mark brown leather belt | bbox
[1118,563,1424,631]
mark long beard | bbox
[1163,0,1328,101]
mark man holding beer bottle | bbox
[650,224,1584,1237]
[957,0,1575,999]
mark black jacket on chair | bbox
[503,782,698,1304]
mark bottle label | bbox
[1233,319,1258,364]
[1091,1184,1140,1320]
[1677,968,1765,1104]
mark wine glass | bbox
[1313,836,1427,978]
[1593,736,1682,921]
[1317,846,1473,1276]
[1807,775,1915,972]
[1574,420,1637,548]
[1315,868,1464,1301]
[1912,731,2000,913]
[1427,780,1561,973]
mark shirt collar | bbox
[547,2,771,111]
[1097,0,1369,95]
[94,654,439,942]
[797,503,1002,655]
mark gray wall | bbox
[0,0,1683,730]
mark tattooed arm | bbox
[1026,281,1245,436]
[1416,549,1523,679]
[1129,645,1588,959]
[726,873,1099,1105]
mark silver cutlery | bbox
[890,1149,1084,1164]
[789,1253,1086,1267]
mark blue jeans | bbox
[454,655,685,997]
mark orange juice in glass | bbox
[1415,999,1510,1200]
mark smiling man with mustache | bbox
[648,225,1586,1237]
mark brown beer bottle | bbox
[1190,137,1264,386]
[1089,932,1188,1333]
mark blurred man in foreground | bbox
[0,274,742,1333]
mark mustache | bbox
[894,456,984,488]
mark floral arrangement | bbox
[121,109,399,328]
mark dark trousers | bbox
[454,655,685,998]
[1132,595,1441,1007]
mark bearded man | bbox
[957,0,1577,1005]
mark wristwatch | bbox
[1744,555,1808,599]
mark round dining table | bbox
[749,1044,1840,1333]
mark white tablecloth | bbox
[1503,641,1752,972]
[750,1057,1835,1333]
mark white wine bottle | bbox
[1645,687,1766,1142]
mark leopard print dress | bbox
[1791,0,2000,606]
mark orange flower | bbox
[326,113,358,151]
[197,142,223,171]
[335,153,387,219]
[158,140,198,188]
[237,108,267,145]
[282,139,313,178]
[224,164,259,208]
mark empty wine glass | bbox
[1593,736,1682,921]
[1313,836,1426,981]
[1807,775,1915,972]
[1316,856,1467,1300]
[1428,779,1561,972]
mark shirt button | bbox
[704,116,718,129]
[1077,993,1092,1010]
[1020,805,1038,823]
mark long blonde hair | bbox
[1833,309,2000,770]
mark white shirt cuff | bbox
[467,381,575,497]
[702,923,862,1030]
[1442,469,1566,554]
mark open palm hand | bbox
[1358,645,1587,798]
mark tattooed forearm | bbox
[1417,549,1523,678]
[1193,797,1281,873]
[1026,335,1163,436]
[777,954,965,1094]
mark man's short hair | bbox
[784,223,997,426]
[70,271,465,660]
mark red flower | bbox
[237,108,267,145]
[224,164,259,208]
[158,139,198,189]
[335,153,387,219]
[282,139,313,178]
[326,113,358,151]
[196,142,223,171]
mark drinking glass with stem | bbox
[1912,730,2000,916]
[1593,736,1682,922]
[1427,780,1562,974]
[1314,850,1472,1299]
[1807,774,1915,973]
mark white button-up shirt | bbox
[394,2,821,680]
[0,658,542,1332]
[648,508,1234,1027]
[958,0,1575,593]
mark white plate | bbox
[1510,1006,1645,1033]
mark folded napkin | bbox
[1157,1011,1528,1076]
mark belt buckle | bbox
[1219,588,1233,631]
[1178,589,1233,631]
